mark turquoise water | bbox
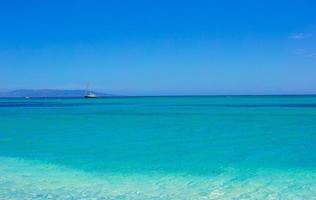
[0,96,316,199]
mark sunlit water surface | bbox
[0,96,316,199]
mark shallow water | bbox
[0,96,316,199]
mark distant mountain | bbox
[0,89,111,98]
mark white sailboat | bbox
[84,84,97,98]
[84,92,97,98]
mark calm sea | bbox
[0,96,315,199]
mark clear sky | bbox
[0,0,315,95]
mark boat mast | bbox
[86,83,90,95]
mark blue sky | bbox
[0,0,315,95]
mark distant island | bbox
[0,89,111,98]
